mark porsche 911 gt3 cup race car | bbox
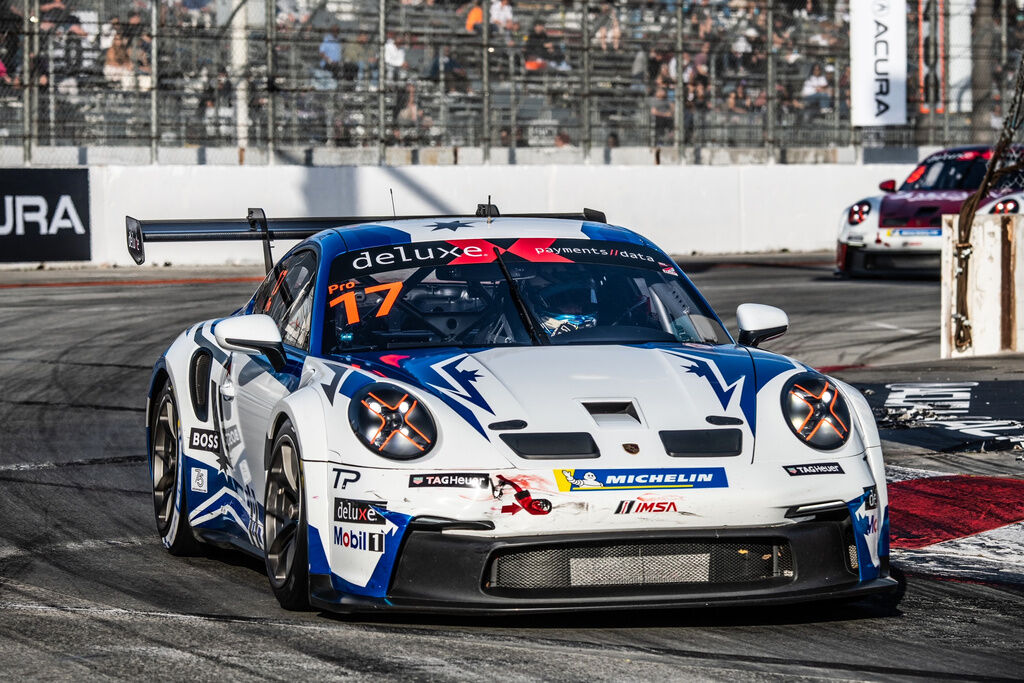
[129,204,897,613]
[836,145,1024,277]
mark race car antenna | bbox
[389,188,396,217]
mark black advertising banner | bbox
[0,169,91,262]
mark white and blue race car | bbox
[129,205,897,613]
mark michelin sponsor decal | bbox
[555,467,728,491]
[784,463,844,476]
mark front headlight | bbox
[349,383,437,459]
[781,372,851,450]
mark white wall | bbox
[88,163,914,265]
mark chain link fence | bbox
[0,0,1021,164]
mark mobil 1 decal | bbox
[330,238,674,279]
[1,169,91,262]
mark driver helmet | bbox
[534,278,598,337]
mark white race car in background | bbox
[837,146,1022,277]
[129,204,898,614]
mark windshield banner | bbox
[332,238,677,280]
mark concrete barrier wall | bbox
[78,162,913,265]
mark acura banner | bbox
[850,0,907,127]
[0,169,91,262]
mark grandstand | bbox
[0,0,1021,164]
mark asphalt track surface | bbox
[1,257,1022,681]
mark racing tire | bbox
[150,379,201,556]
[264,419,310,610]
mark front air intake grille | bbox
[488,540,792,591]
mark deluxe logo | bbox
[351,244,481,270]
[556,468,728,491]
[409,473,490,488]
[334,498,386,525]
[783,463,844,476]
[614,500,679,514]
[333,526,385,552]
[189,428,220,454]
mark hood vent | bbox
[581,401,641,427]
[500,433,600,459]
[660,429,742,457]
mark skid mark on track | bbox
[0,537,152,561]
[0,455,146,472]
[0,399,144,413]
[0,599,1015,682]
[0,357,152,371]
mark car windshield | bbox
[322,239,729,353]
[900,151,989,191]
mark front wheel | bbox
[264,419,310,610]
[150,379,200,555]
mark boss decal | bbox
[189,428,220,454]
[409,473,490,489]
[784,463,845,476]
[334,498,387,525]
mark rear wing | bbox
[126,205,607,274]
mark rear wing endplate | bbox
[126,205,607,274]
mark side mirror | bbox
[736,303,788,348]
[215,314,287,372]
[878,179,897,193]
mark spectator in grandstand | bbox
[490,0,518,42]
[554,129,573,147]
[343,31,378,86]
[650,86,674,144]
[103,34,135,90]
[131,30,153,89]
[428,45,469,93]
[459,0,484,35]
[319,24,343,78]
[0,0,20,77]
[630,45,648,90]
[593,1,621,51]
[524,20,570,72]
[800,62,831,117]
[98,15,120,52]
[396,82,421,129]
[0,55,12,91]
[384,33,409,82]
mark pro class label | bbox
[189,428,220,454]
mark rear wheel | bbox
[150,379,200,555]
[264,420,310,610]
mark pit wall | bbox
[22,162,915,266]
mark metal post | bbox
[942,0,949,144]
[509,51,517,163]
[1001,0,1008,107]
[674,0,683,159]
[928,0,937,145]
[482,0,490,162]
[377,0,386,165]
[266,0,276,161]
[46,32,53,146]
[582,0,591,158]
[231,0,249,159]
[765,0,775,151]
[833,57,841,144]
[21,0,29,163]
[150,0,159,163]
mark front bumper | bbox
[838,244,939,276]
[309,521,897,614]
